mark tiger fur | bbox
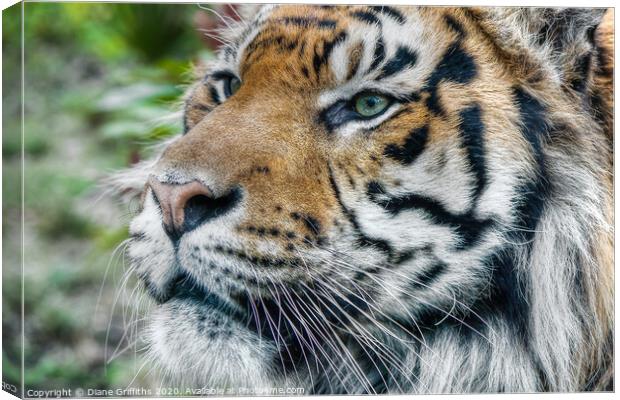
[115,5,614,394]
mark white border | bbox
[0,1,616,400]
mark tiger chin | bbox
[112,5,614,394]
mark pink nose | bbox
[148,177,215,240]
[147,176,243,241]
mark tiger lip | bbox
[166,272,248,321]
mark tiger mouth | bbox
[160,253,378,345]
[167,273,248,322]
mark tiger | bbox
[113,4,614,394]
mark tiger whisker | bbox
[252,273,303,385]
[262,274,317,388]
[328,254,495,346]
[293,252,372,390]
[271,279,341,393]
[315,243,497,342]
[292,282,377,394]
[308,273,429,390]
[297,278,414,393]
[316,249,433,351]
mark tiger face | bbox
[126,5,613,393]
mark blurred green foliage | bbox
[2,2,217,391]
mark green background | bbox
[3,2,225,392]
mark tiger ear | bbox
[472,8,609,85]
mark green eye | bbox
[354,93,390,117]
[225,76,241,97]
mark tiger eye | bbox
[354,93,389,117]
[228,77,241,95]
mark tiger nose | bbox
[148,176,241,242]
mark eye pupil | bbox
[355,94,389,117]
[366,97,379,107]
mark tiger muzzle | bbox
[148,176,242,243]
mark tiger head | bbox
[121,5,613,393]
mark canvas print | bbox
[2,2,614,397]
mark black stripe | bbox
[273,35,298,52]
[456,248,531,338]
[370,6,406,24]
[210,70,236,81]
[512,87,547,172]
[208,86,221,105]
[402,250,530,341]
[400,92,422,103]
[302,214,321,236]
[410,261,447,290]
[367,181,493,250]
[444,15,465,37]
[511,87,549,243]
[383,125,429,165]
[301,66,309,78]
[312,31,347,78]
[426,42,477,87]
[423,41,477,115]
[328,165,415,265]
[350,10,381,25]
[425,88,549,339]
[569,52,592,93]
[349,10,390,77]
[244,34,298,62]
[370,35,386,71]
[279,16,337,29]
[327,166,395,258]
[377,46,418,80]
[487,251,530,332]
[244,34,276,57]
[458,104,487,201]
[462,88,550,338]
[130,232,147,244]
[170,274,248,322]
